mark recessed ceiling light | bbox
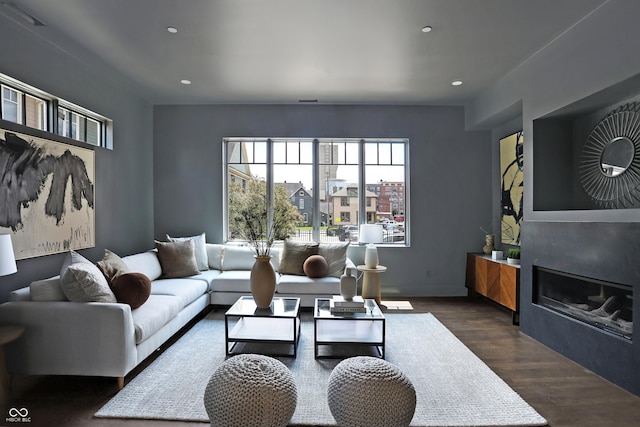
[421,26,432,33]
[167,26,178,33]
[451,80,463,86]
[180,79,191,85]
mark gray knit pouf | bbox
[327,356,416,427]
[204,354,297,427]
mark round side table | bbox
[357,265,387,304]
[0,326,24,415]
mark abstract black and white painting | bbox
[0,129,95,259]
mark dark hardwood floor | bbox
[5,297,640,427]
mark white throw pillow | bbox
[206,244,224,270]
[30,277,67,301]
[221,245,257,271]
[167,232,208,271]
[59,251,117,303]
[121,251,163,281]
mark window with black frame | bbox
[224,138,409,246]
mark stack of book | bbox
[330,295,366,313]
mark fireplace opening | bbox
[534,266,633,340]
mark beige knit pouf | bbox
[204,354,297,427]
[327,356,416,427]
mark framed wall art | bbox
[0,128,95,259]
[500,131,523,246]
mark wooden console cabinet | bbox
[465,253,520,324]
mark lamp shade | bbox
[0,234,17,276]
[358,224,383,244]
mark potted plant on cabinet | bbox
[507,248,521,265]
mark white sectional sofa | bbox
[0,241,353,388]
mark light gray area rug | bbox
[96,311,547,426]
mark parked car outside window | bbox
[346,225,359,242]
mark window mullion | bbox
[20,90,27,125]
[266,138,274,230]
[358,139,366,225]
[312,139,320,241]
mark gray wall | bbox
[0,13,154,301]
[153,104,491,297]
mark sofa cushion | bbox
[206,244,225,270]
[303,255,328,278]
[211,270,253,292]
[277,274,340,295]
[122,251,163,281]
[97,249,131,284]
[150,278,209,307]
[317,242,350,278]
[221,245,256,271]
[111,272,152,309]
[186,269,222,290]
[155,240,200,278]
[167,232,209,271]
[131,295,183,344]
[29,277,67,301]
[59,251,117,303]
[279,240,319,276]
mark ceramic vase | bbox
[340,267,357,300]
[483,234,495,255]
[250,256,276,308]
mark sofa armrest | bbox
[0,301,138,378]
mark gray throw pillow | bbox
[97,249,131,284]
[279,240,319,276]
[155,240,200,278]
[166,232,208,271]
[59,251,117,303]
[317,242,350,278]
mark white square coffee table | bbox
[313,298,385,359]
[225,296,301,357]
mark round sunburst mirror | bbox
[579,102,640,208]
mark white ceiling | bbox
[4,0,607,105]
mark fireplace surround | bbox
[522,221,639,396]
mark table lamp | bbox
[359,224,383,269]
[0,234,17,276]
